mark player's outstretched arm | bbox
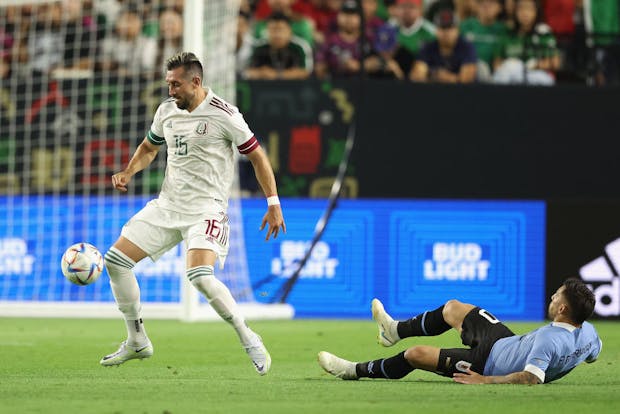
[246,146,286,240]
[111,138,160,192]
[453,368,541,385]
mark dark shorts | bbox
[436,307,515,377]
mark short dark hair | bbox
[267,12,291,25]
[166,52,203,80]
[562,278,595,324]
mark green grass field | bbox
[1,318,618,414]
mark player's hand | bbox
[111,171,132,192]
[259,205,286,241]
[452,368,488,384]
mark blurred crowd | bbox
[1,0,619,86]
[0,0,184,79]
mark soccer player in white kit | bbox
[100,52,286,375]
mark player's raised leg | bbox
[372,299,400,346]
[372,298,475,346]
[441,300,477,333]
[100,237,153,366]
[187,248,271,375]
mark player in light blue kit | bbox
[319,278,602,384]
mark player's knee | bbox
[188,271,221,301]
[104,251,119,271]
[442,299,462,319]
[404,346,426,364]
[104,250,135,281]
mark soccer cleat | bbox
[372,298,400,347]
[100,340,153,366]
[317,351,359,380]
[244,332,271,376]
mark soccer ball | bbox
[61,243,105,285]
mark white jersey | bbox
[147,88,259,214]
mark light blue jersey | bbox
[484,321,602,383]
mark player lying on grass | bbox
[319,278,602,384]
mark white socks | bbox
[187,265,255,345]
[105,247,148,346]
[105,251,253,348]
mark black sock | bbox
[355,352,414,379]
[397,305,451,338]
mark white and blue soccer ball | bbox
[61,243,104,286]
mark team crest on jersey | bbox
[195,121,208,135]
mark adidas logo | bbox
[579,238,620,316]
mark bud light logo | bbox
[0,238,35,276]
[423,242,490,281]
[271,240,339,279]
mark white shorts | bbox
[121,199,230,268]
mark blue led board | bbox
[0,195,180,303]
[241,199,545,320]
[0,197,545,320]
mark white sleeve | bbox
[522,334,555,384]
[523,364,545,383]
[147,104,165,145]
[226,111,257,154]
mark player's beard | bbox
[175,97,189,110]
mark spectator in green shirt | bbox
[392,0,436,74]
[583,0,620,85]
[493,0,560,85]
[460,0,508,81]
[253,0,316,47]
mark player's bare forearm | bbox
[484,371,540,384]
[247,146,286,240]
[111,138,159,192]
[247,146,278,198]
[124,138,160,176]
[453,368,541,385]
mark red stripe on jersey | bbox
[210,98,234,115]
[209,101,233,115]
[237,136,259,154]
